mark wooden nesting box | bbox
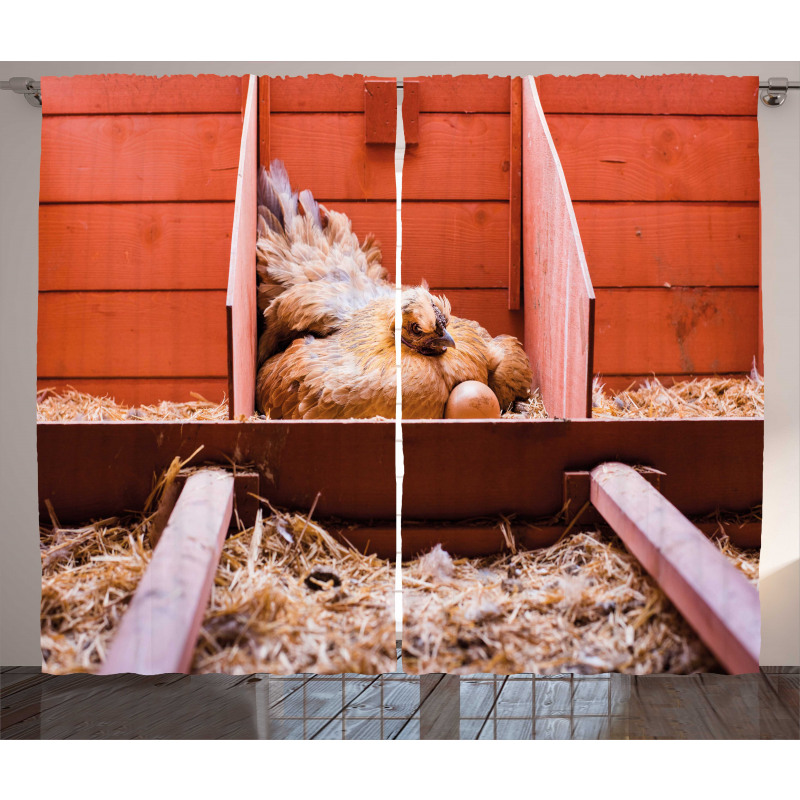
[37,72,763,549]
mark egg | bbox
[444,381,501,419]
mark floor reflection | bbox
[2,654,797,740]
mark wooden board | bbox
[40,114,242,203]
[401,418,763,520]
[41,74,244,115]
[535,75,759,116]
[546,114,759,202]
[37,420,396,524]
[402,114,510,200]
[593,287,759,374]
[573,202,760,288]
[364,79,397,144]
[522,76,595,419]
[594,373,758,394]
[430,289,524,340]
[99,470,234,675]
[407,75,511,112]
[36,378,227,406]
[37,291,228,378]
[401,202,509,288]
[226,75,258,419]
[508,77,522,310]
[268,114,395,200]
[39,203,234,290]
[269,75,377,112]
[590,462,760,674]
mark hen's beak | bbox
[431,329,456,350]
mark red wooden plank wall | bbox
[261,75,397,277]
[38,74,244,404]
[535,75,761,390]
[402,76,524,340]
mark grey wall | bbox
[2,61,798,667]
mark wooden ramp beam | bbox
[99,470,234,675]
[590,462,760,674]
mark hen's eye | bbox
[410,323,422,335]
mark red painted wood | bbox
[431,289,524,339]
[508,77,522,310]
[364,79,397,144]
[38,420,396,523]
[593,287,759,374]
[39,203,234,290]
[269,113,395,200]
[41,74,244,115]
[38,291,228,378]
[402,80,420,144]
[590,462,760,674]
[408,75,511,112]
[401,418,763,520]
[226,75,258,419]
[535,75,759,116]
[258,75,270,166]
[546,114,759,202]
[574,202,760,287]
[402,113,511,200]
[401,202,509,288]
[330,202,396,277]
[40,114,242,203]
[99,470,234,674]
[522,76,595,419]
[36,378,227,406]
[269,75,377,112]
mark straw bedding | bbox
[402,528,760,676]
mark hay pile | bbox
[503,388,548,419]
[591,375,764,419]
[41,505,395,675]
[37,387,230,421]
[402,528,760,676]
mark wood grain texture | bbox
[269,113,396,200]
[40,114,242,202]
[401,418,763,520]
[508,77,522,310]
[38,291,228,378]
[226,75,258,419]
[364,79,397,144]
[39,203,234,290]
[402,114,510,200]
[574,202,760,287]
[522,76,595,419]
[593,287,759,374]
[37,420,396,524]
[402,80,420,145]
[535,75,759,116]
[401,202,509,288]
[36,378,227,406]
[269,75,379,112]
[590,462,760,674]
[258,75,270,167]
[99,470,234,675]
[408,75,511,112]
[546,114,759,201]
[41,74,244,115]
[433,289,524,340]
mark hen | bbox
[255,162,532,419]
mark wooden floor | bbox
[2,652,797,739]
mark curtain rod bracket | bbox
[0,77,42,108]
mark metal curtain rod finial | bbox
[0,77,42,107]
[759,77,799,107]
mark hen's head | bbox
[400,287,456,356]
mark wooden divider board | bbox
[38,74,244,404]
[99,470,234,675]
[535,74,761,387]
[590,462,760,674]
[226,75,258,419]
[522,76,595,419]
